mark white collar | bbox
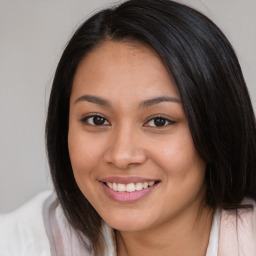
[206,208,220,256]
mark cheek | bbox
[68,129,103,180]
[68,130,106,203]
[155,132,200,171]
[153,133,206,218]
[151,127,206,198]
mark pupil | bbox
[154,118,165,126]
[93,116,105,125]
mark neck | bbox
[116,202,214,256]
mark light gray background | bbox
[0,0,255,213]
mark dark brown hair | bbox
[46,0,256,254]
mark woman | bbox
[1,0,256,255]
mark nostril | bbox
[104,149,147,169]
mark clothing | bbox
[0,191,255,256]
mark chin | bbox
[101,211,154,232]
[108,221,148,232]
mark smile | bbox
[105,181,156,192]
[100,177,160,202]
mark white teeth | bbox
[143,182,149,189]
[106,181,156,192]
[113,183,118,191]
[126,183,136,192]
[117,183,126,192]
[135,182,143,191]
[107,182,113,189]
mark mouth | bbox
[99,177,160,202]
[103,181,158,192]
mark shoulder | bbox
[0,191,52,256]
[220,198,256,225]
[218,198,256,256]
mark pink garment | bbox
[218,199,256,256]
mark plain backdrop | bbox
[0,0,255,213]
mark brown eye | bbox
[82,115,110,126]
[154,117,167,127]
[93,116,106,125]
[145,116,175,127]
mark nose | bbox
[103,125,147,169]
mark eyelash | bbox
[80,114,110,126]
[80,114,176,127]
[144,115,176,127]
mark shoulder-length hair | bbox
[46,0,256,254]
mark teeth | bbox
[135,182,143,191]
[143,182,149,189]
[106,181,156,192]
[113,183,118,191]
[117,183,126,192]
[126,183,135,192]
[107,182,113,189]
[126,183,136,192]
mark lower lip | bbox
[101,182,158,203]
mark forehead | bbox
[71,40,180,101]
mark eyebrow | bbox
[74,94,181,108]
[139,96,181,108]
[74,95,112,107]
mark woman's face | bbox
[68,40,206,232]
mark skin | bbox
[68,40,213,256]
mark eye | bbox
[145,116,175,127]
[81,115,110,126]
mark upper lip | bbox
[100,176,160,184]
